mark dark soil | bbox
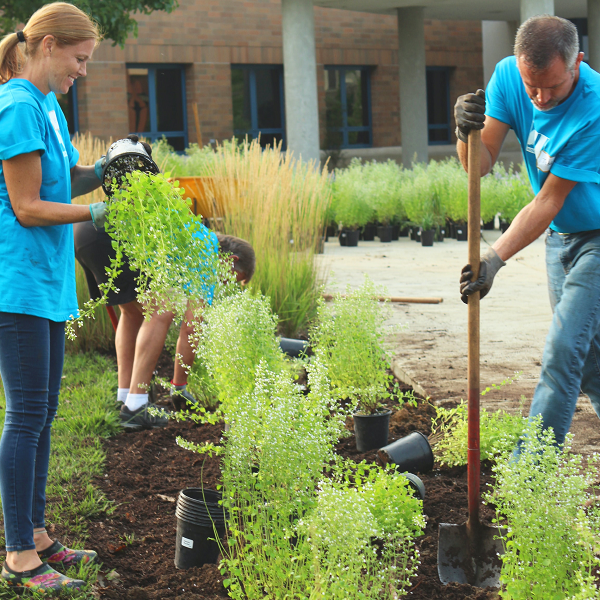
[83,354,500,599]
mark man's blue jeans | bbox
[0,313,64,552]
[529,229,600,446]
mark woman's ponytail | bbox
[0,32,25,84]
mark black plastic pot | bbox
[362,223,377,241]
[410,227,418,241]
[339,231,347,246]
[353,409,392,452]
[279,337,308,358]
[436,227,445,242]
[447,221,457,239]
[100,137,160,197]
[500,220,510,233]
[391,224,400,241]
[326,224,336,238]
[483,219,495,230]
[455,223,468,241]
[401,472,426,501]
[414,227,422,243]
[377,431,434,474]
[421,229,435,247]
[399,227,410,237]
[175,488,226,570]
[343,229,360,246]
[377,225,393,243]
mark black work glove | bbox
[460,247,505,304]
[127,133,152,157]
[454,89,486,143]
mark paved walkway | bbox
[316,231,600,456]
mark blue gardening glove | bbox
[94,157,105,181]
[89,202,107,230]
[454,89,486,143]
[460,247,505,304]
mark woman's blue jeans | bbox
[529,229,600,446]
[0,313,64,552]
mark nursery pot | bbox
[343,229,360,247]
[483,219,495,230]
[414,227,422,243]
[100,137,159,197]
[391,224,400,240]
[436,227,445,242]
[339,230,347,246]
[175,488,226,570]
[455,223,468,241]
[421,229,435,247]
[399,226,410,237]
[400,472,426,501]
[353,409,392,452]
[279,337,308,358]
[377,225,393,243]
[377,431,434,474]
[326,224,336,238]
[362,223,377,241]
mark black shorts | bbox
[74,221,140,307]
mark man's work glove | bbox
[460,247,505,304]
[127,133,152,157]
[89,202,108,230]
[454,89,486,143]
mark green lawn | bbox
[0,352,120,599]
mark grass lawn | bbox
[0,352,120,599]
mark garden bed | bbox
[82,372,499,600]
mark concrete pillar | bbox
[482,21,518,86]
[520,0,554,23]
[281,0,320,163]
[397,7,428,166]
[589,0,600,72]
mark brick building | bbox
[67,0,482,154]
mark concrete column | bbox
[520,0,554,23]
[589,0,600,72]
[397,7,428,166]
[281,0,320,163]
[482,21,518,86]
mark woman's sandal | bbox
[38,540,98,571]
[1,562,85,594]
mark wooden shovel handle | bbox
[467,128,481,525]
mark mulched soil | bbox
[82,353,500,599]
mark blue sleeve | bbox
[485,60,514,129]
[0,101,46,160]
[551,132,600,184]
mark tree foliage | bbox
[0,0,178,47]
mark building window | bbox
[427,67,451,145]
[324,66,372,149]
[56,81,79,137]
[126,64,187,151]
[231,65,285,149]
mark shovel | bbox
[437,128,505,588]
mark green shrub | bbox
[310,278,392,414]
[331,159,374,229]
[500,165,534,224]
[487,419,600,600]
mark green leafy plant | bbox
[331,159,374,230]
[486,418,600,600]
[67,171,218,339]
[310,278,393,415]
[500,165,534,224]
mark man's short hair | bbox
[216,233,256,282]
[514,15,579,72]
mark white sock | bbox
[125,393,149,412]
[117,388,129,403]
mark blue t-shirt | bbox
[486,56,600,233]
[0,79,79,321]
[189,219,218,305]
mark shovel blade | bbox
[438,523,505,588]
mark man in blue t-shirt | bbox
[457,15,600,447]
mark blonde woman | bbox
[0,2,107,593]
